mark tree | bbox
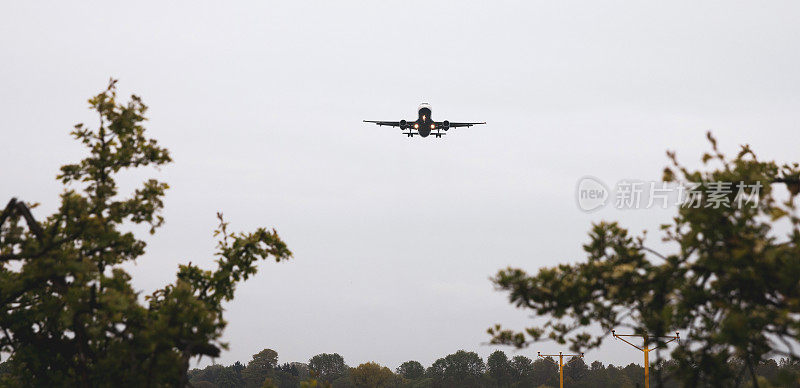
[426,350,485,388]
[509,355,535,387]
[309,353,349,384]
[243,348,279,387]
[563,356,588,383]
[489,133,800,387]
[217,366,245,388]
[487,350,513,387]
[189,364,226,386]
[754,359,779,383]
[605,365,634,388]
[277,362,299,376]
[402,379,433,388]
[272,367,301,388]
[0,80,292,387]
[292,362,312,380]
[620,363,644,387]
[396,361,425,380]
[233,361,246,375]
[351,362,399,388]
[332,374,356,388]
[530,358,558,387]
[580,361,611,388]
[775,358,800,387]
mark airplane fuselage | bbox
[415,104,434,137]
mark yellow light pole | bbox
[537,351,584,388]
[611,330,679,388]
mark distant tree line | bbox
[183,348,800,388]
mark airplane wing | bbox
[437,121,486,128]
[363,120,402,127]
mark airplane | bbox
[364,103,486,138]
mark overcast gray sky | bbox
[2,1,799,370]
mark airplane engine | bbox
[400,120,408,129]
[442,120,450,131]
